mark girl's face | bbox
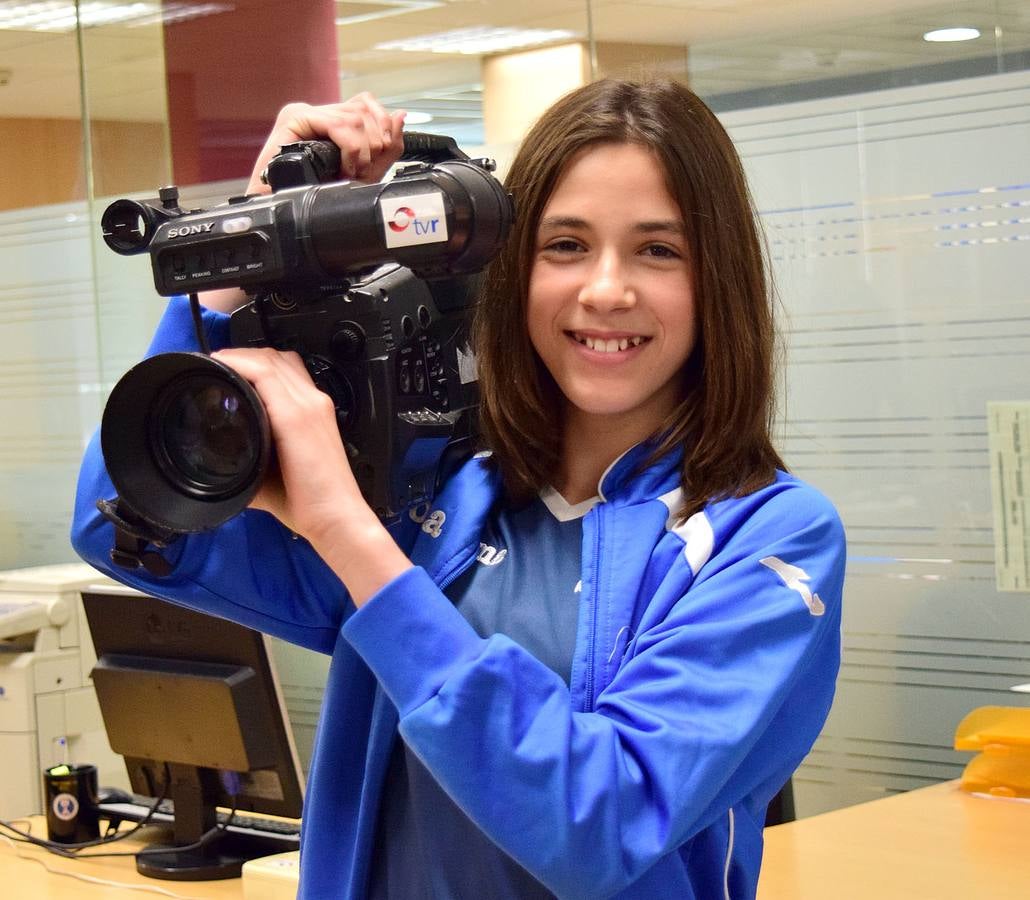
[527,142,697,442]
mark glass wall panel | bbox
[689,0,1030,109]
[0,24,86,211]
[0,17,92,567]
[685,2,1030,816]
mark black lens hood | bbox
[101,352,271,533]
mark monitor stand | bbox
[135,763,246,881]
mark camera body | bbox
[112,157,509,295]
[98,136,512,556]
[227,264,478,519]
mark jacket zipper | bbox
[434,545,479,593]
[582,507,603,712]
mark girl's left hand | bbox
[212,347,361,544]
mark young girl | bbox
[73,80,845,899]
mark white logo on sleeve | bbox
[421,510,446,538]
[759,556,826,616]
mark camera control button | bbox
[222,216,253,234]
[396,163,431,177]
[331,324,365,361]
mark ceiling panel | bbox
[1,0,1027,121]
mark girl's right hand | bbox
[203,93,406,313]
[245,92,408,195]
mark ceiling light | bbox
[126,2,232,27]
[0,1,231,32]
[923,27,981,43]
[375,26,579,56]
[336,1,441,27]
[401,111,434,125]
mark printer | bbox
[0,562,127,819]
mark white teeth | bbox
[574,333,647,353]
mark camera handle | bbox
[96,497,179,577]
[264,132,471,192]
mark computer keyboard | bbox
[98,794,301,848]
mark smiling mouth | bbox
[569,332,651,353]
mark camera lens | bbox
[151,375,261,496]
[102,352,271,533]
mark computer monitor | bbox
[82,585,305,880]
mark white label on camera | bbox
[52,793,79,821]
[456,342,478,385]
[381,193,448,248]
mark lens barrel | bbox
[101,353,271,533]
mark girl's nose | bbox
[578,253,635,311]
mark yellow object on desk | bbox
[955,705,1030,798]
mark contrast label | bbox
[988,401,1030,592]
[381,192,448,248]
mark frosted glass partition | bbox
[0,201,101,568]
[0,180,245,569]
[723,69,1030,816]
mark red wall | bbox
[163,0,339,185]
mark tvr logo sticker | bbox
[759,556,826,616]
[381,193,448,248]
[387,206,416,232]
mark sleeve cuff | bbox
[341,565,485,716]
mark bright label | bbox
[988,401,1030,592]
[381,192,448,248]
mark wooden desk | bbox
[5,783,1028,897]
[758,780,1030,899]
[0,816,245,899]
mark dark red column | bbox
[163,0,339,185]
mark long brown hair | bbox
[473,78,784,520]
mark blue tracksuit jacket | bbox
[71,296,846,899]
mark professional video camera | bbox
[95,133,514,575]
